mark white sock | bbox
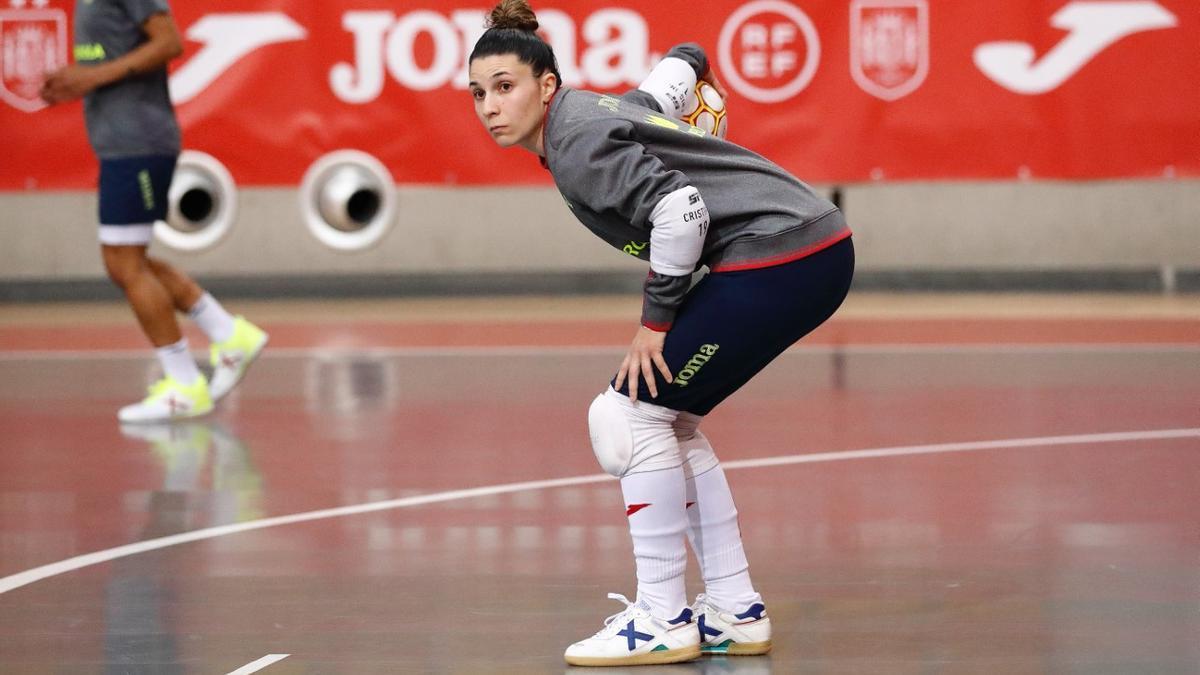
[187,292,235,343]
[685,464,762,611]
[156,338,201,386]
[620,468,689,620]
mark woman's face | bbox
[468,54,555,155]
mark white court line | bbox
[226,654,290,675]
[0,428,1197,597]
[1,342,1198,361]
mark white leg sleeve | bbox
[675,416,761,611]
[621,467,689,619]
[587,387,682,477]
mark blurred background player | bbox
[468,0,853,666]
[40,0,267,423]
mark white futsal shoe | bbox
[208,316,268,401]
[564,593,700,666]
[693,594,772,656]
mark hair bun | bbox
[486,0,539,32]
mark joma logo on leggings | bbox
[674,343,719,387]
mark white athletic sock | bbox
[156,338,201,386]
[685,464,762,611]
[187,292,235,343]
[620,468,689,620]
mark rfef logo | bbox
[850,0,928,101]
[0,1,66,113]
[717,0,820,103]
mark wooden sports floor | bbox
[1,293,1198,674]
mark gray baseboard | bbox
[1,268,1196,302]
[1176,269,1200,293]
[851,269,1171,293]
[0,272,645,302]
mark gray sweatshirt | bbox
[75,0,180,159]
[542,45,851,329]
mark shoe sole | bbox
[211,333,268,402]
[117,404,214,424]
[564,644,700,667]
[702,639,772,656]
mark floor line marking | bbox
[1,343,1198,361]
[226,654,290,675]
[720,428,1200,470]
[1,427,1197,597]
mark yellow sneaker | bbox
[209,316,268,401]
[118,375,214,423]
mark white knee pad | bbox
[674,411,719,480]
[588,387,683,477]
[588,391,634,477]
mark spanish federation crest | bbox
[0,2,67,112]
[850,0,928,101]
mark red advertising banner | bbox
[2,0,1196,189]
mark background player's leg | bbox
[102,243,211,422]
[102,245,185,349]
[143,257,270,401]
[98,156,212,421]
[145,257,203,316]
[146,256,240,346]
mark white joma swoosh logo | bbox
[974,1,1177,94]
[169,13,307,105]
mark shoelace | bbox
[593,593,649,638]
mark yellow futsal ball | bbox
[681,81,728,139]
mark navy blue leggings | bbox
[614,236,854,415]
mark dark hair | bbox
[469,0,561,89]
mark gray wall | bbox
[845,180,1198,270]
[2,179,1197,298]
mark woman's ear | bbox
[541,72,558,103]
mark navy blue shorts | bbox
[98,155,177,225]
[614,236,855,416]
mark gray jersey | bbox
[543,52,850,327]
[74,0,179,158]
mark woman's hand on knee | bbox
[615,326,672,402]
